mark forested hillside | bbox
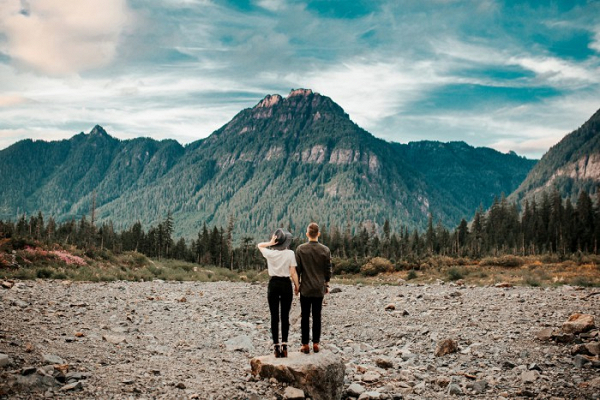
[0,89,535,239]
[509,107,600,204]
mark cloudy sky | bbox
[0,0,599,159]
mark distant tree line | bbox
[1,189,599,271]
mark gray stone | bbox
[330,287,342,294]
[251,350,345,400]
[468,380,487,394]
[21,366,36,375]
[60,381,83,391]
[574,355,591,368]
[535,327,555,341]
[0,353,9,367]
[42,354,65,365]
[347,383,366,397]
[447,383,462,396]
[283,386,305,400]
[563,313,595,334]
[102,334,127,344]
[586,342,600,356]
[359,392,382,399]
[11,299,29,308]
[435,338,458,357]
[225,334,254,352]
[375,358,394,369]
[521,370,539,383]
[362,370,381,383]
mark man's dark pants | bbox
[300,295,323,345]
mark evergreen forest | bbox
[2,189,599,275]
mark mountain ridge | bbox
[0,89,537,238]
[508,107,600,204]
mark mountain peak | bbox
[89,125,109,137]
[287,88,314,98]
[256,94,282,108]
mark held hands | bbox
[294,286,300,296]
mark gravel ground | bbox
[1,280,599,399]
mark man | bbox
[295,222,332,354]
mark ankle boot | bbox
[313,343,320,353]
[281,343,288,358]
[274,344,282,358]
[300,344,310,354]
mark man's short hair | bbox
[307,222,319,238]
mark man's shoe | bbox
[274,344,282,358]
[281,343,288,358]
[300,344,310,354]
[313,343,320,353]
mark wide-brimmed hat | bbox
[271,228,293,250]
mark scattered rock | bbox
[448,383,462,395]
[495,282,512,288]
[330,287,342,294]
[375,358,394,369]
[347,382,366,397]
[563,313,595,334]
[521,370,539,383]
[225,335,254,352]
[385,303,395,311]
[553,332,575,343]
[435,338,458,357]
[60,381,83,391]
[572,344,591,356]
[250,350,345,400]
[362,370,381,383]
[283,386,305,400]
[175,382,186,389]
[1,281,14,289]
[574,355,591,368]
[585,342,600,356]
[42,354,65,365]
[535,327,555,341]
[102,335,127,345]
[0,353,10,367]
[467,380,487,394]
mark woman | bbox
[257,228,300,358]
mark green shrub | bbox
[447,267,465,281]
[360,257,393,276]
[571,276,595,287]
[480,255,524,268]
[524,275,540,287]
[333,257,362,275]
[36,268,53,279]
[406,269,417,280]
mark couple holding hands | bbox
[257,222,332,358]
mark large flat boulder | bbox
[250,350,344,400]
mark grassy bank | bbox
[1,242,599,287]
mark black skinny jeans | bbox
[267,277,293,344]
[300,295,324,345]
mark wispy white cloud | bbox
[0,0,599,159]
[0,0,135,75]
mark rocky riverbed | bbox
[1,279,599,399]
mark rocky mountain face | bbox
[0,89,535,238]
[509,108,600,204]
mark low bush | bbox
[480,255,524,268]
[360,257,393,276]
[333,257,361,275]
[447,267,465,281]
[406,269,417,280]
